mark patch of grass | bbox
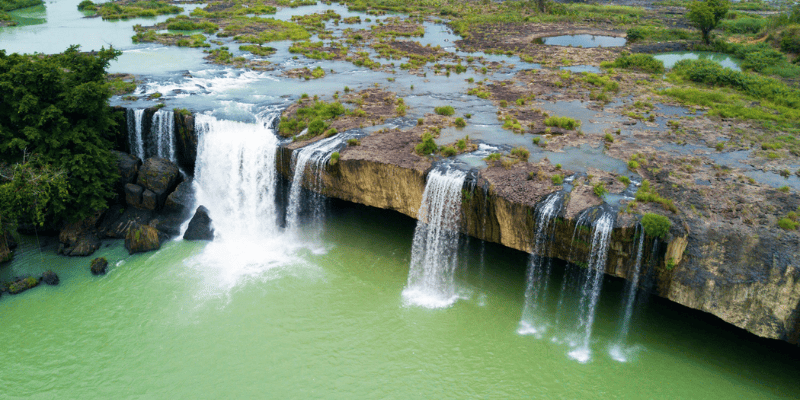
[278,99,345,137]
[415,132,437,155]
[222,17,311,44]
[544,115,580,130]
[593,182,608,197]
[601,53,664,74]
[641,213,671,238]
[329,151,340,166]
[510,146,529,161]
[454,117,466,128]
[86,0,182,21]
[434,105,455,116]
[636,179,678,213]
[551,174,564,185]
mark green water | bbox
[1,203,799,399]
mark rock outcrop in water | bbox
[90,257,109,275]
[57,211,103,257]
[125,224,161,255]
[183,206,214,241]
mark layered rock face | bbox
[277,133,800,345]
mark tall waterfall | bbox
[609,224,645,362]
[568,208,615,363]
[127,108,145,159]
[150,109,176,162]
[285,134,346,233]
[402,165,467,308]
[193,111,280,238]
[518,191,563,336]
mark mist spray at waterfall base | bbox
[187,112,311,296]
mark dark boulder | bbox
[90,257,109,275]
[174,111,197,174]
[155,180,195,237]
[183,206,214,241]
[41,271,60,285]
[125,183,144,208]
[142,189,158,211]
[136,157,182,211]
[125,224,161,254]
[58,211,103,257]
[97,205,154,239]
[113,150,142,203]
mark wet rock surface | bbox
[125,224,161,255]
[90,257,109,275]
[183,206,214,241]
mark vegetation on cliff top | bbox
[79,0,182,21]
[0,46,121,226]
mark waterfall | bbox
[568,208,615,363]
[193,111,280,238]
[402,165,467,308]
[188,109,305,294]
[127,108,145,159]
[609,224,645,362]
[518,191,563,336]
[286,133,353,233]
[150,109,176,162]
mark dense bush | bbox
[415,132,437,155]
[641,213,672,239]
[434,105,455,116]
[602,53,664,74]
[672,59,800,108]
[278,100,345,137]
[544,115,580,130]
[0,46,121,223]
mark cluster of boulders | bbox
[56,151,214,258]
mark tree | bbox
[0,153,69,229]
[0,45,121,224]
[686,0,729,45]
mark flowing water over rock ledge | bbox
[111,106,800,345]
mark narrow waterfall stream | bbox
[518,191,563,337]
[150,109,176,162]
[286,133,352,234]
[127,108,145,159]
[568,208,615,363]
[609,224,646,362]
[402,165,468,308]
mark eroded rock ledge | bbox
[276,129,800,345]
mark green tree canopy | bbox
[0,45,121,224]
[686,0,729,45]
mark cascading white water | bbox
[518,192,562,336]
[285,134,345,233]
[150,109,175,162]
[402,166,467,308]
[609,225,645,362]
[189,110,301,294]
[193,112,280,238]
[568,210,614,363]
[127,108,145,159]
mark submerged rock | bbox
[41,271,60,285]
[125,224,161,255]
[6,276,39,295]
[90,257,109,275]
[183,206,214,241]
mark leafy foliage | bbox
[0,155,69,228]
[602,53,664,74]
[0,46,121,223]
[641,213,672,239]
